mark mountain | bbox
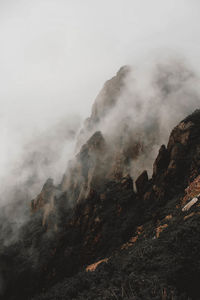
[1,65,200,300]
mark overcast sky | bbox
[0,0,200,178]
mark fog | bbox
[73,58,200,189]
[1,0,200,201]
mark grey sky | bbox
[0,0,200,178]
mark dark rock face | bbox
[153,145,169,177]
[142,111,200,209]
[1,110,200,299]
[135,170,149,194]
[1,64,200,300]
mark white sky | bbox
[0,0,200,176]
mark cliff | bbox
[1,67,200,300]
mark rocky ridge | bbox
[1,67,200,299]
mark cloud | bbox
[79,57,200,181]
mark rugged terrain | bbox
[1,65,200,299]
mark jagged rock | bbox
[135,170,148,194]
[61,131,107,204]
[153,145,169,177]
[142,110,200,207]
[91,66,130,122]
[76,66,130,149]
[31,178,62,227]
[31,178,54,211]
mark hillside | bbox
[1,66,200,299]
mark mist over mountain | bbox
[1,60,200,299]
[0,116,81,246]
[1,1,200,299]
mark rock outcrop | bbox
[76,66,130,149]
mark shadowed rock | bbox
[135,170,149,194]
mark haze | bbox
[0,0,200,185]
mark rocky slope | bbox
[30,109,200,300]
[1,66,200,299]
